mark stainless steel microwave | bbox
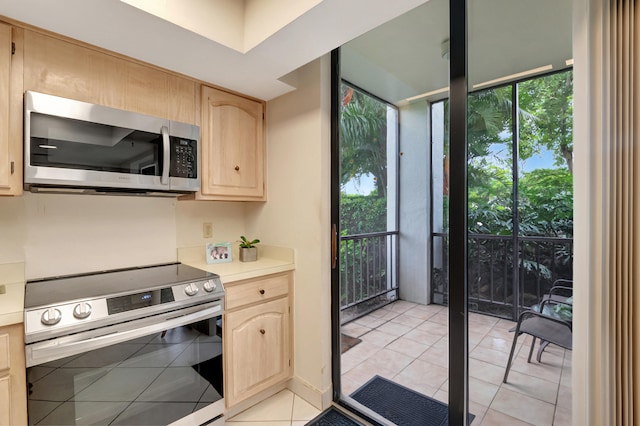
[24,91,200,195]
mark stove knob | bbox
[73,302,92,319]
[41,308,62,326]
[203,279,217,293]
[184,283,199,296]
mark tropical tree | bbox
[519,71,574,173]
[340,84,388,198]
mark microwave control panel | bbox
[170,138,198,178]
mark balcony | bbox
[340,301,572,425]
[339,231,573,424]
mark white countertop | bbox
[177,245,295,283]
[0,262,25,327]
[0,247,294,328]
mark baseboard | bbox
[224,382,287,419]
[287,376,332,411]
[224,377,332,419]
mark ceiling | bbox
[342,0,573,105]
[0,0,572,104]
[0,0,430,100]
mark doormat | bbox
[350,376,475,425]
[341,334,362,354]
[306,407,364,426]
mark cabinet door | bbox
[225,297,290,407]
[0,324,27,426]
[0,23,22,196]
[23,30,196,123]
[201,85,265,200]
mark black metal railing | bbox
[339,231,399,323]
[431,233,573,321]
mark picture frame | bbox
[206,242,232,264]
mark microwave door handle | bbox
[161,125,170,185]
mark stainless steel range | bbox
[24,263,225,426]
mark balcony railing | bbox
[432,232,573,320]
[339,231,399,323]
[339,231,572,323]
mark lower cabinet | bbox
[0,322,27,426]
[223,273,292,408]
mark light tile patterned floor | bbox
[227,301,571,426]
[226,389,321,426]
[341,301,572,426]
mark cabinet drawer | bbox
[225,274,289,310]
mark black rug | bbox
[306,407,364,426]
[351,376,474,426]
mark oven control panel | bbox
[173,277,224,301]
[25,277,225,341]
[25,298,110,337]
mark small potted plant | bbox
[238,236,260,262]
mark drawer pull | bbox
[235,165,240,171]
[259,289,265,295]
[259,329,266,335]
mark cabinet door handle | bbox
[259,289,265,295]
[235,165,240,171]
[259,329,266,335]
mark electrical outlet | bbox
[203,222,213,238]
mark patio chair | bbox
[503,296,572,383]
[542,279,573,305]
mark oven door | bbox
[26,302,224,426]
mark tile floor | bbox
[341,301,572,426]
[227,300,571,426]
[226,389,321,426]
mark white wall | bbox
[175,200,247,249]
[247,56,333,408]
[398,101,430,304]
[0,193,246,279]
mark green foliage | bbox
[340,84,389,198]
[238,236,260,248]
[465,71,574,238]
[518,168,573,237]
[340,193,387,235]
[519,71,574,172]
[434,70,575,316]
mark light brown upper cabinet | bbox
[198,85,266,201]
[23,30,196,124]
[0,23,23,196]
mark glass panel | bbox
[467,1,573,422]
[517,70,574,309]
[467,86,514,317]
[30,113,162,175]
[338,1,448,423]
[338,82,398,322]
[27,322,222,425]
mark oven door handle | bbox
[26,303,222,367]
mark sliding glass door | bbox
[333,1,452,424]
[332,1,572,425]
